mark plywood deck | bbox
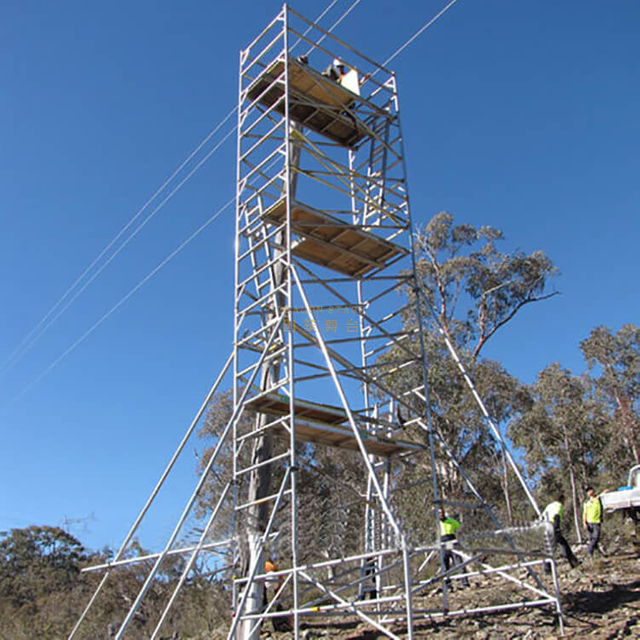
[245,393,422,457]
[246,58,365,147]
[262,199,405,276]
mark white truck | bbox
[601,465,640,523]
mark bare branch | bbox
[473,291,560,360]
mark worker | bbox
[439,507,470,588]
[583,486,605,557]
[263,559,281,609]
[322,57,348,82]
[542,494,580,569]
[322,58,349,83]
[263,559,292,632]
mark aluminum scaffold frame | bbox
[70,6,564,639]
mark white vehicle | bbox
[601,465,640,518]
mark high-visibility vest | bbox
[440,517,461,537]
[542,501,563,522]
[583,497,602,524]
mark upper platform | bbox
[245,393,423,457]
[262,198,406,277]
[246,57,366,147]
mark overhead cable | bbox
[1,125,236,378]
[291,0,341,52]
[382,0,459,68]
[304,0,362,56]
[0,108,237,378]
[1,197,236,414]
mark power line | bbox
[304,0,362,55]
[0,124,237,378]
[1,197,236,414]
[291,0,341,52]
[382,0,459,68]
[0,106,237,378]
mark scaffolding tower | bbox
[70,6,564,640]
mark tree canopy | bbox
[413,212,558,360]
[581,324,639,466]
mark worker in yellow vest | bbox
[542,494,580,569]
[583,486,604,556]
[439,507,470,588]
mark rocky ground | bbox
[263,539,640,639]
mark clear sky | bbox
[1,0,638,552]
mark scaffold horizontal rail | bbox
[245,392,423,456]
[262,198,406,276]
[246,57,366,147]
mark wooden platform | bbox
[245,393,422,457]
[262,199,405,277]
[246,58,365,147]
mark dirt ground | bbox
[263,540,640,639]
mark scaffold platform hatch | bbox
[69,5,565,640]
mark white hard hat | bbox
[333,58,346,69]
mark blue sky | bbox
[1,0,638,552]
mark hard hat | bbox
[333,58,346,70]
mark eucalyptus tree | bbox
[580,324,639,468]
[386,212,559,522]
[412,212,558,360]
[509,364,607,541]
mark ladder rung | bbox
[235,451,291,477]
[236,488,292,512]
